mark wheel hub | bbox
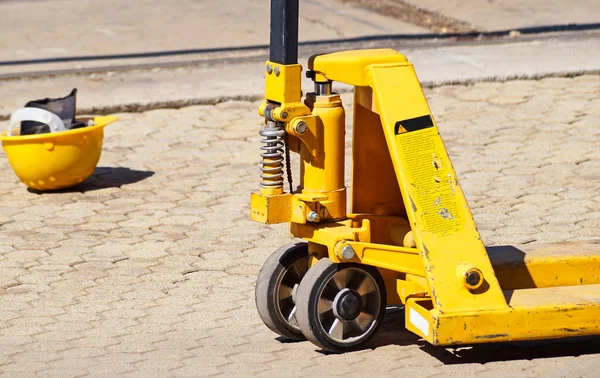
[333,288,362,321]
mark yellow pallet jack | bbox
[252,0,600,353]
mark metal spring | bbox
[259,121,286,188]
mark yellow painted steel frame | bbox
[251,49,600,346]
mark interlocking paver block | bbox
[0,75,598,376]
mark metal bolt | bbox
[465,271,481,287]
[266,64,273,74]
[295,121,307,134]
[307,211,320,222]
[340,245,355,260]
[274,66,280,76]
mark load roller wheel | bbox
[295,258,386,353]
[255,241,309,340]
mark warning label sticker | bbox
[396,127,463,237]
[394,115,434,134]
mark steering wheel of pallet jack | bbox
[295,259,386,353]
[255,241,309,340]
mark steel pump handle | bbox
[270,0,299,65]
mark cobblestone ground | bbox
[0,75,599,377]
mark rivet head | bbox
[295,121,307,134]
[266,64,273,74]
[340,245,355,260]
[274,66,280,76]
[281,111,288,119]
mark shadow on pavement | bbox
[275,336,306,344]
[27,166,154,194]
[368,307,421,349]
[420,336,600,364]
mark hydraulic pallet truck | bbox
[251,0,600,353]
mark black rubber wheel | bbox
[255,241,309,340]
[295,259,386,353]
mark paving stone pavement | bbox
[0,75,599,377]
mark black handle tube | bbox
[269,0,299,65]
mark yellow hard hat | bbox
[1,115,117,191]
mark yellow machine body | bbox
[251,48,600,346]
[1,116,117,191]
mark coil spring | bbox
[259,122,286,188]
